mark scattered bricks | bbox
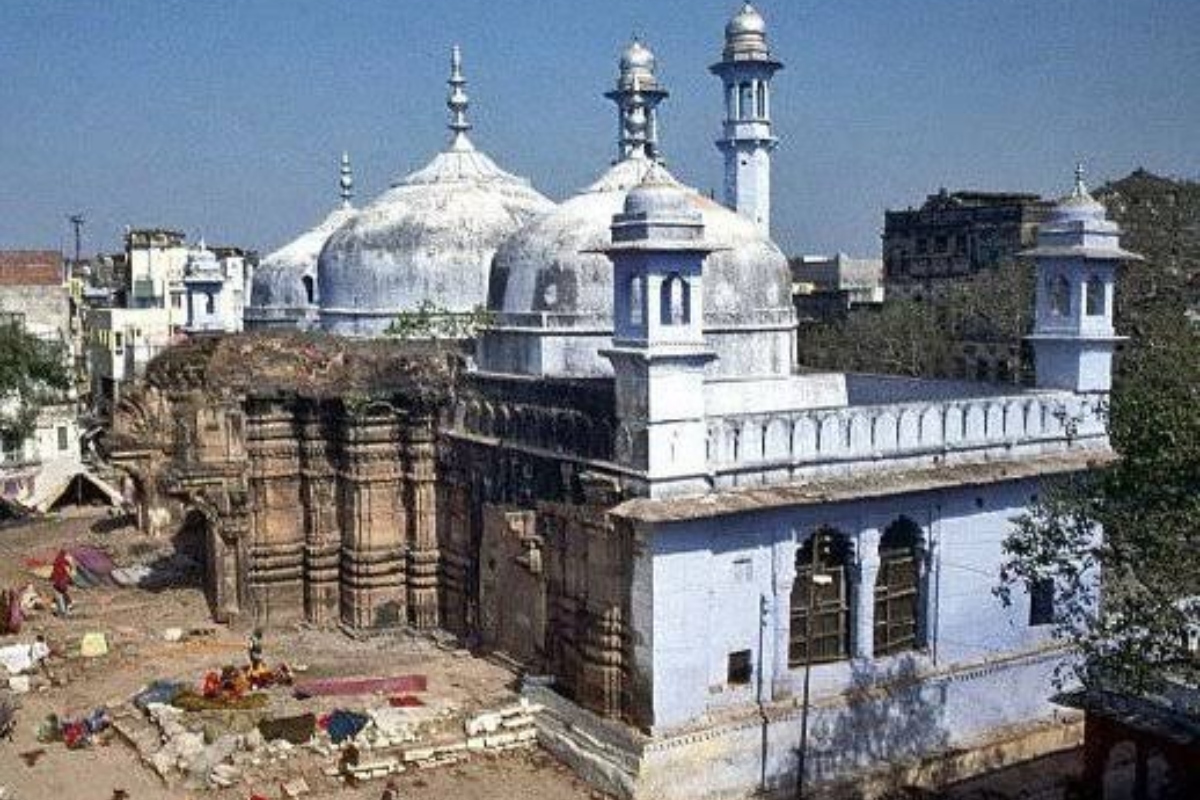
[207,763,241,788]
[483,731,518,748]
[280,776,310,797]
[500,714,534,729]
[345,756,402,780]
[401,746,435,763]
[464,711,503,736]
[466,737,486,751]
[433,741,468,756]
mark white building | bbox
[0,251,85,510]
[86,306,174,415]
[183,243,247,335]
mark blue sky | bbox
[1,0,1197,258]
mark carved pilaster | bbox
[300,402,340,624]
[404,414,440,628]
[244,403,305,625]
[338,409,406,629]
[578,604,626,717]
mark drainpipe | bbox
[757,592,770,793]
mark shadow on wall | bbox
[804,655,949,794]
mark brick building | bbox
[883,189,1053,297]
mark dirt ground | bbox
[0,509,599,800]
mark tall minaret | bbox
[339,151,355,209]
[447,44,472,151]
[711,3,782,234]
[1024,165,1140,393]
[606,38,669,162]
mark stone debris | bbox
[280,776,311,797]
[79,631,109,658]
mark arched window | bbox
[205,292,215,314]
[302,275,315,305]
[874,518,922,656]
[660,273,689,325]
[1049,275,1071,316]
[789,529,852,666]
[1085,276,1105,316]
[739,82,754,120]
[756,82,767,118]
[628,274,644,325]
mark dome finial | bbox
[447,44,473,151]
[339,151,355,208]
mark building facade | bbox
[107,6,1135,798]
[883,189,1053,297]
[0,251,82,508]
[86,306,174,416]
[791,253,885,321]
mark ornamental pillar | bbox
[853,528,881,660]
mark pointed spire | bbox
[339,151,355,208]
[447,44,472,151]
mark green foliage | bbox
[800,261,1033,376]
[0,321,71,441]
[384,300,493,340]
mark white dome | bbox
[620,39,656,74]
[726,3,766,37]
[480,157,795,378]
[317,140,554,337]
[247,205,355,329]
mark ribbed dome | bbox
[247,205,355,329]
[480,157,795,378]
[317,141,554,337]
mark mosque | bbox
[116,4,1139,797]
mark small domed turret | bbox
[1050,163,1107,224]
[723,3,770,60]
[620,38,656,77]
[608,38,669,161]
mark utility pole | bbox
[68,214,85,277]
[796,532,832,799]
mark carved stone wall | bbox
[108,335,633,722]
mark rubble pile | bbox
[110,668,544,792]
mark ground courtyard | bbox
[0,508,1089,800]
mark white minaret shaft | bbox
[339,151,354,208]
[448,44,472,150]
[711,3,782,235]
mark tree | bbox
[999,312,1200,690]
[0,321,71,443]
[799,260,1033,378]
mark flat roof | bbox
[611,449,1115,524]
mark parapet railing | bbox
[705,390,1107,482]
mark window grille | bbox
[789,530,851,666]
[875,518,922,656]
